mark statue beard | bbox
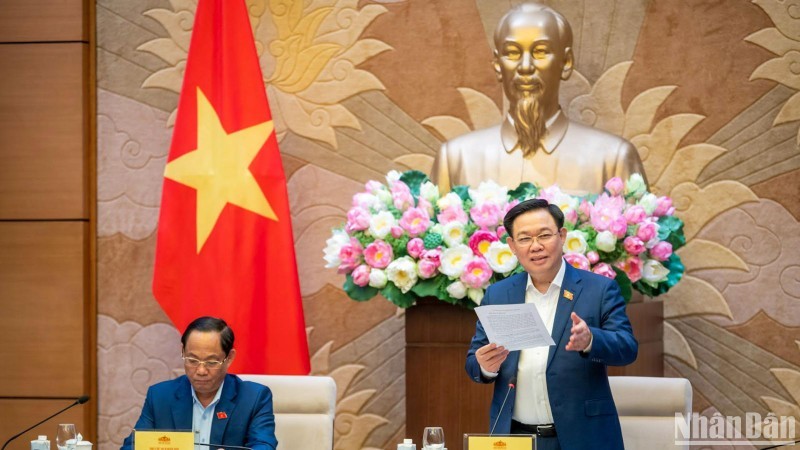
[511,87,545,157]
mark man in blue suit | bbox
[122,317,277,450]
[466,199,637,450]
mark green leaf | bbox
[400,170,430,197]
[343,275,379,301]
[664,253,685,289]
[411,278,443,298]
[453,185,471,202]
[381,283,416,308]
[508,182,539,200]
[611,267,633,303]
[657,216,686,250]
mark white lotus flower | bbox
[563,230,588,254]
[368,269,387,289]
[467,288,484,305]
[369,210,396,239]
[469,180,508,205]
[486,241,518,273]
[642,259,669,284]
[595,230,617,253]
[440,245,473,278]
[323,229,350,268]
[446,281,467,299]
[437,192,464,210]
[420,181,440,203]
[386,256,418,293]
[442,221,466,247]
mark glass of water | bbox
[56,424,77,450]
[423,426,444,449]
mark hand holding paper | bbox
[474,303,556,351]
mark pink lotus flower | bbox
[400,207,431,237]
[590,206,617,231]
[564,208,578,224]
[605,177,624,196]
[578,199,593,221]
[623,205,647,225]
[365,180,383,194]
[564,253,591,271]
[390,225,404,239]
[650,241,673,261]
[468,230,499,256]
[636,221,658,242]
[437,205,468,225]
[470,202,502,229]
[352,192,378,210]
[623,236,646,255]
[460,258,492,289]
[391,182,414,211]
[337,238,364,274]
[407,238,425,258]
[352,264,371,287]
[610,216,628,238]
[615,256,643,283]
[364,240,393,269]
[653,196,673,217]
[418,259,439,279]
[586,251,600,264]
[594,192,625,213]
[496,226,508,239]
[421,248,442,263]
[592,262,617,279]
[417,197,434,217]
[345,207,371,233]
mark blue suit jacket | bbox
[121,374,277,450]
[465,263,637,450]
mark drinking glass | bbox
[423,426,445,450]
[56,424,77,450]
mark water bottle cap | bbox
[38,436,47,441]
[403,439,413,444]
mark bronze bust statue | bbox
[431,2,647,195]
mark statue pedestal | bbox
[405,297,662,450]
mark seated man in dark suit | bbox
[121,316,277,450]
[466,199,638,450]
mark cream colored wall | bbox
[96,1,800,449]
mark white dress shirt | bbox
[192,380,224,450]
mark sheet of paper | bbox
[474,303,556,351]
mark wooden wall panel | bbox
[0,399,88,448]
[0,43,88,220]
[0,222,88,397]
[0,0,87,43]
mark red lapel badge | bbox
[217,412,228,419]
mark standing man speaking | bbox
[466,199,637,450]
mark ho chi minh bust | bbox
[431,2,647,195]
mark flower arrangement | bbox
[324,170,685,309]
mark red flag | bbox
[153,0,310,374]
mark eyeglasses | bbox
[182,356,227,370]
[514,231,558,247]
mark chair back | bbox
[610,376,692,450]
[239,375,336,450]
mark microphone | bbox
[489,377,516,435]
[195,443,252,450]
[1,396,91,450]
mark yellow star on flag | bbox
[164,87,277,253]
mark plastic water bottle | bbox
[31,436,50,450]
[397,438,416,450]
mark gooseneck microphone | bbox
[489,377,517,435]
[1,396,90,450]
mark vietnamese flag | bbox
[152,0,310,374]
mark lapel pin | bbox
[216,412,228,419]
[564,290,574,301]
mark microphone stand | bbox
[1,396,90,450]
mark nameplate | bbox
[134,430,194,450]
[463,434,535,450]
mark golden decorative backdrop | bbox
[96,0,800,448]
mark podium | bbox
[405,297,662,450]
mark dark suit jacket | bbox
[121,374,277,450]
[465,263,638,449]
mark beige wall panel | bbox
[0,0,87,43]
[0,43,88,220]
[0,399,89,448]
[0,222,87,397]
